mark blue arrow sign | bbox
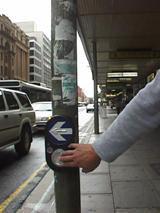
[49,121,73,141]
[47,115,74,145]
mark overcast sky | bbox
[0,0,93,97]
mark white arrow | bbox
[49,121,73,141]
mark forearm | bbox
[92,71,160,162]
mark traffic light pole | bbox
[51,0,81,212]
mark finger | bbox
[60,155,73,162]
[61,150,74,156]
[68,143,79,149]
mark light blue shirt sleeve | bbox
[92,71,160,162]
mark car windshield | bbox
[87,104,94,107]
[32,102,52,111]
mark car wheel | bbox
[15,126,31,156]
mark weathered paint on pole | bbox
[51,0,81,212]
[52,0,77,107]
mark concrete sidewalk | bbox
[17,107,160,213]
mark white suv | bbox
[0,88,35,156]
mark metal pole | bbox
[93,41,99,134]
[51,0,81,212]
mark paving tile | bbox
[153,180,160,193]
[133,150,160,164]
[132,129,160,152]
[89,134,99,144]
[112,181,160,208]
[99,116,116,132]
[131,138,156,151]
[91,161,109,174]
[110,165,147,181]
[80,174,111,194]
[116,208,160,213]
[132,143,155,151]
[80,161,109,175]
[81,194,114,213]
[150,163,160,176]
[110,152,138,166]
[143,164,160,180]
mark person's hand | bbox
[59,143,101,173]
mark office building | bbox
[16,22,51,88]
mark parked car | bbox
[86,103,94,113]
[32,101,52,131]
[0,88,35,156]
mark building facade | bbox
[0,15,29,81]
[78,86,87,102]
[16,22,51,88]
[29,37,42,83]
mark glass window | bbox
[30,75,34,81]
[30,42,34,47]
[30,58,34,64]
[32,102,51,111]
[0,90,5,111]
[30,50,34,56]
[30,67,34,72]
[4,91,19,110]
[16,93,32,108]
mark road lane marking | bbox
[31,179,55,213]
[0,162,46,212]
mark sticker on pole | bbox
[46,115,75,145]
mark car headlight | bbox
[48,116,52,120]
[40,116,52,121]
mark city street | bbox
[0,106,94,212]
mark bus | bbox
[0,80,51,103]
